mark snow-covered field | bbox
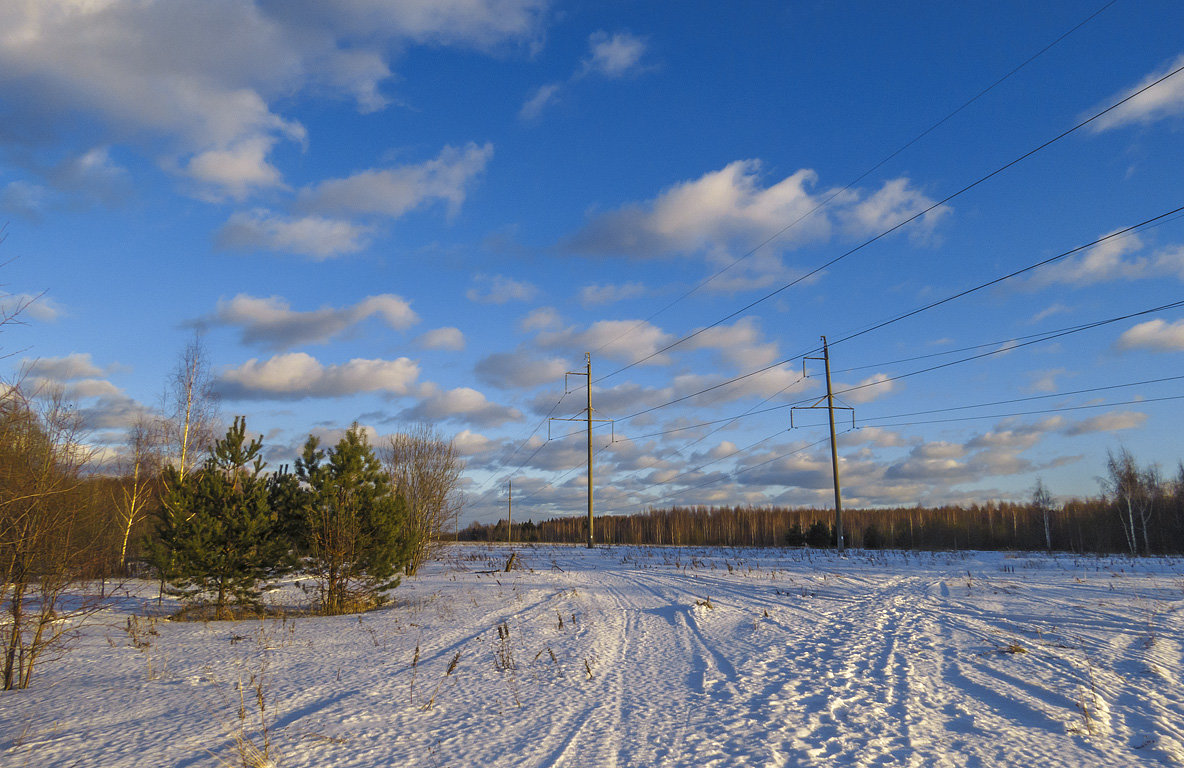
[4,545,1184,767]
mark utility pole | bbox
[507,480,512,543]
[793,336,854,552]
[585,354,593,548]
[550,353,613,549]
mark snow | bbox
[4,545,1184,766]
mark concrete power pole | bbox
[585,354,593,549]
[507,479,512,544]
[820,336,845,552]
[795,336,853,552]
[551,353,612,550]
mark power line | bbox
[857,376,1184,423]
[854,394,1184,430]
[827,297,1184,402]
[588,0,1119,360]
[594,57,1184,384]
[827,210,1184,350]
[613,213,1184,423]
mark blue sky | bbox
[2,1,1183,526]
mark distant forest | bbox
[462,450,1184,555]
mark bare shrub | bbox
[0,386,104,689]
[383,424,464,576]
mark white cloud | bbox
[216,352,420,400]
[467,274,538,304]
[578,281,646,307]
[453,429,497,456]
[400,383,521,426]
[834,373,897,405]
[836,177,948,242]
[1,292,64,322]
[0,181,47,219]
[418,327,466,351]
[0,2,537,197]
[1115,318,1184,352]
[535,319,672,366]
[681,317,779,370]
[581,31,647,78]
[301,143,493,218]
[1026,368,1068,394]
[217,209,372,259]
[520,306,562,332]
[1063,410,1147,435]
[519,83,561,120]
[1027,233,1184,289]
[1030,303,1071,323]
[475,351,568,389]
[22,353,106,380]
[185,136,284,200]
[208,293,419,350]
[280,0,548,50]
[566,160,944,260]
[1091,53,1184,132]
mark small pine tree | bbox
[153,417,289,618]
[806,520,833,548]
[785,522,806,547]
[297,424,411,615]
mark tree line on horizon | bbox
[462,449,1184,555]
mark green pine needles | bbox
[153,417,290,619]
[150,419,412,618]
[297,424,412,615]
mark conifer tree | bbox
[153,417,288,618]
[296,424,411,615]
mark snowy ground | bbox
[3,545,1184,767]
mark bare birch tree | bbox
[110,415,161,572]
[1032,478,1055,553]
[164,333,218,483]
[383,424,464,575]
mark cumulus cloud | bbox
[520,306,562,332]
[1114,318,1184,352]
[519,83,561,121]
[217,209,372,259]
[1027,232,1184,288]
[453,429,497,457]
[186,136,284,200]
[535,319,672,366]
[216,352,420,400]
[0,181,47,220]
[475,351,568,389]
[0,2,539,196]
[22,353,106,380]
[467,274,538,304]
[680,317,779,369]
[399,383,521,427]
[207,293,418,350]
[565,160,945,261]
[1091,53,1184,132]
[300,143,493,218]
[578,281,646,307]
[520,29,648,120]
[1,292,64,322]
[581,31,647,78]
[1063,410,1147,435]
[1025,368,1068,394]
[418,327,466,351]
[834,373,898,405]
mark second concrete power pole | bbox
[585,353,594,549]
[820,335,845,552]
